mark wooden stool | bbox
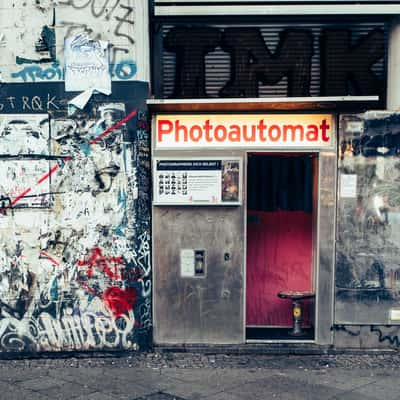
[278,291,315,336]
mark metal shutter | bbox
[160,22,386,99]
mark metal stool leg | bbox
[290,300,304,336]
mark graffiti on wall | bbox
[58,0,135,46]
[336,113,400,324]
[16,24,56,65]
[11,60,137,83]
[2,1,140,82]
[0,82,151,352]
[333,324,400,348]
[162,26,385,98]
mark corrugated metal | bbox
[160,23,386,99]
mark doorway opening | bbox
[246,153,318,341]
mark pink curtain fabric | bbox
[246,210,313,326]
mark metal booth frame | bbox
[148,96,378,346]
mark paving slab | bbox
[73,392,117,400]
[0,353,398,400]
[17,376,68,391]
[133,393,189,400]
[36,380,95,400]
[205,391,244,400]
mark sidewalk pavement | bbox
[0,352,399,400]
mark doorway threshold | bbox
[246,327,314,341]
[246,339,316,344]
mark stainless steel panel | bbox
[316,150,337,344]
[153,206,244,344]
[151,113,337,345]
[335,112,400,324]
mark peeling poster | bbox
[64,33,111,93]
[0,115,49,156]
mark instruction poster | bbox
[153,158,241,205]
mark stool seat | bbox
[278,291,315,300]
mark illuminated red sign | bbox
[155,114,334,149]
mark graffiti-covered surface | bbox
[0,82,151,353]
[336,112,400,324]
[0,0,148,84]
[157,23,385,100]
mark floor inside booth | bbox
[246,327,314,341]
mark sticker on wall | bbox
[153,157,242,205]
[180,249,195,277]
[390,308,400,321]
[340,174,357,198]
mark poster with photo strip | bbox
[153,157,242,205]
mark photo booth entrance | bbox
[246,153,318,340]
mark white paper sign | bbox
[390,308,400,321]
[340,174,357,198]
[65,33,111,93]
[181,249,195,277]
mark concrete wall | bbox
[0,1,151,354]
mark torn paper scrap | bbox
[68,87,112,110]
[68,88,94,109]
[64,33,111,92]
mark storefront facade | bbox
[149,1,400,348]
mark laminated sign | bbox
[153,158,242,205]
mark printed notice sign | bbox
[153,158,241,205]
[340,174,357,198]
[181,249,195,277]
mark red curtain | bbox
[246,210,313,326]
